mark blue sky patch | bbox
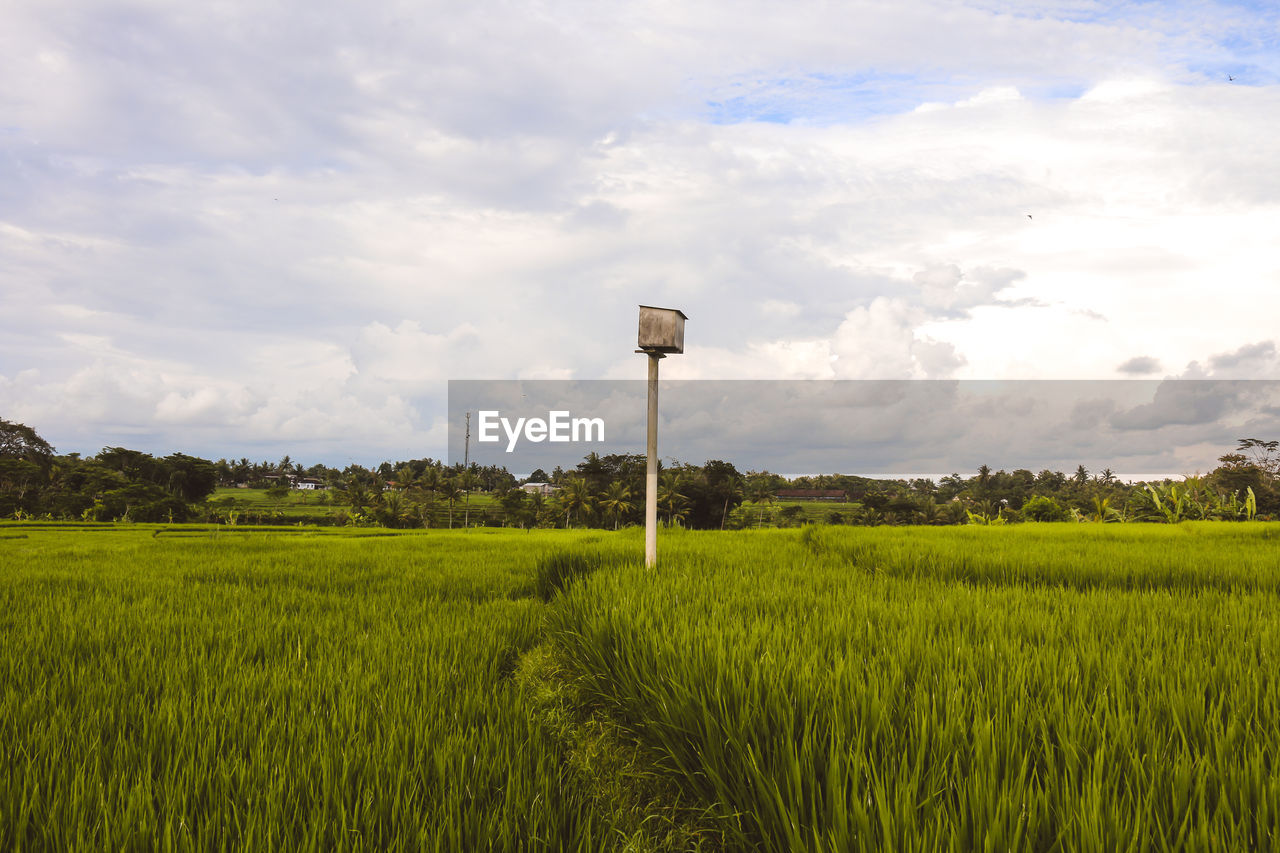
[702,71,955,126]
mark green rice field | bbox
[2,522,1279,850]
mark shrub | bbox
[1022,494,1070,522]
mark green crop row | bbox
[549,525,1280,851]
[0,526,612,851]
[801,522,1280,592]
[6,522,1280,851]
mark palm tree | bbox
[715,475,745,530]
[599,481,635,530]
[919,496,943,525]
[558,478,593,528]
[341,480,370,512]
[976,464,992,497]
[413,490,439,528]
[438,479,463,528]
[746,479,775,528]
[526,493,546,528]
[381,491,407,528]
[658,472,690,527]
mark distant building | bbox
[775,489,848,502]
[295,478,325,490]
[521,482,558,496]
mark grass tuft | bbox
[516,642,728,852]
[534,547,636,602]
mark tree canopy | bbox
[0,420,217,521]
[0,418,54,464]
[1,416,1275,528]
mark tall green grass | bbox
[550,525,1280,851]
[8,522,1280,851]
[0,526,605,851]
[802,522,1280,592]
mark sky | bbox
[3,0,1280,470]
[450,379,1280,479]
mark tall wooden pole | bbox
[645,351,663,567]
[637,304,684,568]
[463,411,471,528]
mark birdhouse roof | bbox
[638,305,688,319]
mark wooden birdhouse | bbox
[637,305,687,354]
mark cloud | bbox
[351,321,480,388]
[831,298,965,379]
[452,379,1280,477]
[1109,380,1260,430]
[1118,356,1162,375]
[1209,340,1277,371]
[3,1,1280,461]
[918,85,1025,113]
[914,264,1029,314]
[1179,340,1280,379]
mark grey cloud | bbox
[1117,356,1162,374]
[450,379,1280,478]
[1174,341,1280,381]
[1069,397,1119,430]
[1210,341,1276,370]
[1109,380,1255,431]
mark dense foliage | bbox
[0,419,217,522]
[3,417,1276,529]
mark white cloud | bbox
[957,85,1025,108]
[2,1,1279,462]
[831,298,964,378]
[352,321,479,387]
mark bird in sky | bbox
[1229,75,1235,82]
[1026,214,1033,220]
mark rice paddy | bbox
[0,526,600,851]
[3,522,1279,850]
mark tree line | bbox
[2,418,1277,528]
[0,420,218,522]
